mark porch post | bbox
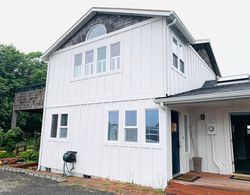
[166,107,173,181]
[11,110,17,129]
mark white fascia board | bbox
[195,39,211,44]
[42,9,96,60]
[169,12,195,44]
[154,90,250,105]
[92,7,172,17]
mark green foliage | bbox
[0,128,4,147]
[0,44,47,131]
[2,127,25,152]
[0,151,14,158]
[19,149,39,162]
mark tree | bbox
[0,44,47,131]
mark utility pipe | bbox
[210,133,223,174]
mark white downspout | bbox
[166,17,177,95]
[210,134,223,174]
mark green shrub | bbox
[0,150,14,158]
[0,128,4,147]
[3,127,25,152]
[19,149,39,162]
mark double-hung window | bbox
[85,50,94,75]
[73,53,82,78]
[145,109,159,143]
[108,111,119,141]
[125,110,137,142]
[50,114,68,139]
[97,46,106,73]
[59,114,68,138]
[179,45,185,73]
[172,38,178,69]
[110,42,120,71]
[172,37,185,73]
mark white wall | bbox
[189,105,235,175]
[45,17,166,109]
[168,29,216,95]
[40,17,168,188]
[40,100,167,188]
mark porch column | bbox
[11,110,17,129]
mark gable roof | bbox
[42,7,195,60]
[42,7,220,76]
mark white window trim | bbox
[86,24,107,41]
[124,110,138,143]
[72,53,83,79]
[84,50,94,76]
[50,113,59,139]
[59,113,69,139]
[171,35,186,76]
[184,113,190,153]
[97,59,106,74]
[49,113,69,142]
[110,42,121,72]
[107,110,119,142]
[71,41,122,82]
[144,108,160,145]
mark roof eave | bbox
[154,90,250,105]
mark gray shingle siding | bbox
[59,14,151,49]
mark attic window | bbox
[86,24,107,40]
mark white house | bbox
[40,7,250,189]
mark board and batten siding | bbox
[45,17,166,108]
[40,100,167,188]
[40,17,168,188]
[168,30,216,95]
[188,106,237,175]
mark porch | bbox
[166,171,250,195]
[155,78,250,181]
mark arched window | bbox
[86,24,107,40]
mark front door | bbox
[171,110,180,175]
[231,113,250,174]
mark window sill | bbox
[48,138,69,143]
[103,142,163,149]
[171,66,186,78]
[71,70,121,82]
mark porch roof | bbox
[155,79,250,105]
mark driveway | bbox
[0,170,113,195]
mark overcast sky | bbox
[0,0,249,76]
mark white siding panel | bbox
[169,29,216,95]
[45,18,165,108]
[41,99,166,188]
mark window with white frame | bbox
[73,53,82,78]
[184,114,189,152]
[110,42,120,71]
[172,38,178,69]
[145,109,159,143]
[108,111,119,141]
[179,45,185,73]
[86,24,107,40]
[85,50,94,75]
[172,37,185,73]
[59,114,68,138]
[125,110,137,142]
[50,114,58,138]
[97,46,106,73]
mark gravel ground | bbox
[0,170,113,195]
